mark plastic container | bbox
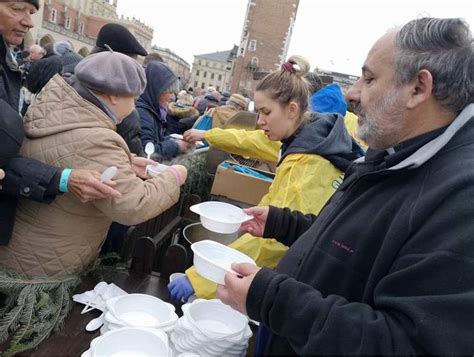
[189,201,253,234]
[106,294,176,328]
[191,240,256,284]
[90,327,169,357]
[146,163,169,177]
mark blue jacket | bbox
[310,83,347,116]
[136,62,180,161]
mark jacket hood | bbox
[23,75,115,138]
[281,112,365,171]
[354,103,474,171]
[137,61,176,114]
[167,102,199,119]
[310,83,347,116]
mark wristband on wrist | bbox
[59,168,73,193]
[167,167,182,186]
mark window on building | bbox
[65,16,72,29]
[203,71,207,78]
[248,40,257,51]
[206,61,209,67]
[251,57,258,67]
[201,83,205,89]
[49,8,57,23]
[218,74,222,81]
[194,81,198,87]
[210,73,214,80]
[78,22,85,34]
[198,60,202,65]
[196,69,200,76]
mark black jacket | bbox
[248,104,474,355]
[0,36,60,244]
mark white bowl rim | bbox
[191,240,256,276]
[190,202,252,225]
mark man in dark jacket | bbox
[90,23,148,156]
[217,17,474,355]
[0,1,121,244]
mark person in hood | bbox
[172,55,364,301]
[218,17,474,356]
[137,61,191,160]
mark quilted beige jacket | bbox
[0,75,180,278]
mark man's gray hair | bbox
[394,17,473,113]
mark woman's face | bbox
[254,90,299,141]
[159,92,175,106]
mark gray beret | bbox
[75,52,146,97]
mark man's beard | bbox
[354,90,405,150]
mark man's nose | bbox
[20,12,35,29]
[346,79,361,104]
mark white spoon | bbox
[145,142,155,160]
[100,166,117,183]
[85,312,105,332]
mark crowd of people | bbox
[1,0,473,355]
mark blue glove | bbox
[168,276,194,302]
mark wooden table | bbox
[18,271,256,356]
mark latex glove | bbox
[168,276,194,302]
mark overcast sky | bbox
[117,0,473,76]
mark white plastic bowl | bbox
[146,163,169,177]
[184,299,248,339]
[189,201,253,234]
[91,327,169,357]
[191,240,256,284]
[106,294,176,328]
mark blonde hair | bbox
[256,55,310,120]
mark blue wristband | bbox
[59,168,72,193]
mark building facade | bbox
[188,47,237,94]
[150,46,191,88]
[314,68,360,92]
[230,0,299,96]
[27,0,152,57]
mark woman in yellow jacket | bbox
[171,56,364,300]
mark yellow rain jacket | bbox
[186,113,364,298]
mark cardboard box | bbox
[211,161,275,206]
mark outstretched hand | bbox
[68,169,121,203]
[240,206,269,237]
[183,129,206,143]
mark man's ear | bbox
[407,69,433,109]
[108,95,119,106]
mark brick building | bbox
[230,0,299,96]
[26,0,153,57]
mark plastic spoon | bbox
[145,142,155,160]
[85,312,105,332]
[100,166,117,183]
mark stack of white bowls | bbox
[101,293,178,335]
[81,327,170,357]
[171,299,252,357]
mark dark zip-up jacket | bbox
[248,104,474,355]
[0,37,60,244]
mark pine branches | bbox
[0,270,80,356]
